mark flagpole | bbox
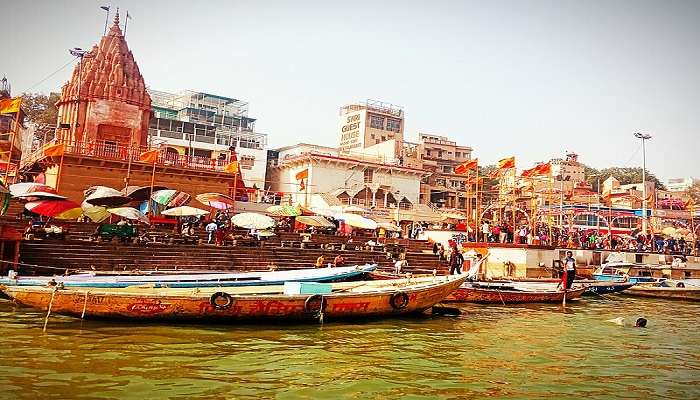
[475,166,480,243]
[512,168,517,244]
[2,110,20,185]
[232,172,238,215]
[148,160,157,216]
[466,170,471,240]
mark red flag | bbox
[295,169,309,181]
[454,159,478,175]
[497,156,515,170]
[299,179,306,191]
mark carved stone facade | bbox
[55,11,151,148]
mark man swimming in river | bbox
[607,317,648,328]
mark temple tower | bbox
[55,11,151,147]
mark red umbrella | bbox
[25,199,82,219]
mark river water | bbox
[0,296,698,399]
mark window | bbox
[364,169,374,183]
[443,166,451,173]
[386,118,401,132]
[369,115,385,129]
[240,155,255,170]
[455,152,461,158]
[381,136,386,141]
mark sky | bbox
[2,0,699,181]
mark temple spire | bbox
[113,8,120,25]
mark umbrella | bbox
[196,193,235,210]
[334,213,378,230]
[441,212,466,220]
[107,207,150,224]
[231,212,276,229]
[266,204,301,217]
[84,186,131,207]
[81,201,110,223]
[676,228,691,236]
[123,185,168,202]
[10,183,57,196]
[296,215,335,228]
[25,199,82,220]
[152,189,191,207]
[161,205,210,217]
[662,227,677,236]
[310,207,337,218]
[14,191,66,200]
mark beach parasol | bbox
[14,191,66,200]
[266,204,301,217]
[231,212,276,229]
[81,201,110,223]
[10,183,57,197]
[84,186,132,207]
[25,199,82,220]
[196,193,235,210]
[296,215,335,228]
[152,189,191,207]
[122,185,168,202]
[334,213,378,230]
[441,211,466,220]
[310,207,337,218]
[107,207,150,224]
[161,205,210,217]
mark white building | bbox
[667,177,698,192]
[148,90,269,189]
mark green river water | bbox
[0,296,697,399]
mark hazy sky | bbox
[2,0,698,181]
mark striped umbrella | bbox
[81,201,110,223]
[161,205,210,217]
[108,207,150,224]
[152,190,191,207]
[84,186,132,207]
[196,192,235,210]
[25,199,82,220]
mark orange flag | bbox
[139,149,159,163]
[43,143,66,157]
[295,168,309,181]
[497,156,515,170]
[534,162,551,176]
[454,158,478,175]
[224,161,239,174]
[0,97,21,115]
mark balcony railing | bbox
[21,139,234,172]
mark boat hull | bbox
[1,276,467,322]
[444,285,586,304]
[582,281,636,295]
[624,286,700,301]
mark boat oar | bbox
[43,287,58,333]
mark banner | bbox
[0,97,21,115]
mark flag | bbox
[139,149,159,163]
[224,161,239,174]
[126,11,132,19]
[523,162,552,177]
[496,156,515,170]
[454,159,478,175]
[295,168,309,181]
[100,5,110,11]
[43,143,66,157]
[0,97,21,115]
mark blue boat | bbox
[582,281,636,295]
[591,263,665,284]
[0,265,376,289]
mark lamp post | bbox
[634,132,652,234]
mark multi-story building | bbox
[338,100,404,156]
[418,133,473,210]
[667,177,698,192]
[148,90,268,189]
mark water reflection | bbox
[0,298,698,399]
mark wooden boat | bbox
[0,265,376,288]
[624,281,700,301]
[581,280,636,295]
[0,274,468,322]
[443,281,586,304]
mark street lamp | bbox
[634,132,652,234]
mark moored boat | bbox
[0,265,376,288]
[443,282,586,304]
[624,281,700,301]
[0,274,468,322]
[581,281,636,296]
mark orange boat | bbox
[0,275,467,322]
[444,282,587,304]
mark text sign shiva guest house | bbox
[338,111,365,151]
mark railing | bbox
[21,139,235,173]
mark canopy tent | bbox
[84,186,131,207]
[231,212,276,230]
[107,207,150,224]
[296,215,335,228]
[334,213,378,230]
[25,199,82,220]
[196,193,235,210]
[161,205,210,217]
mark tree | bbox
[688,181,700,206]
[20,92,60,132]
[582,164,602,192]
[597,167,666,190]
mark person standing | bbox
[449,245,464,275]
[562,250,576,289]
[205,221,218,244]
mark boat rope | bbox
[43,287,58,333]
[0,259,74,273]
[81,291,89,319]
[496,289,506,306]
